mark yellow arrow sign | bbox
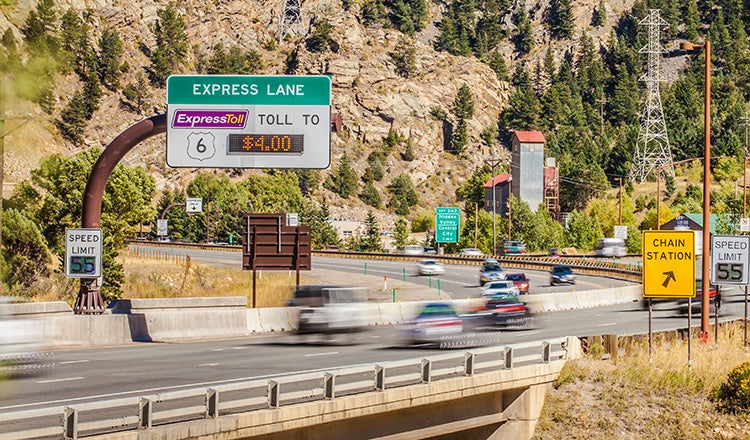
[642,230,696,298]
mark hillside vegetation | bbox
[2,0,750,300]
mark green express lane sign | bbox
[436,207,460,243]
[166,75,331,169]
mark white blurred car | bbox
[417,260,445,276]
[460,248,483,257]
[290,286,368,336]
[480,280,520,297]
[0,305,53,376]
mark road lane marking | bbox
[305,352,338,357]
[36,377,84,384]
[597,323,616,327]
[231,346,247,350]
[199,363,219,367]
[58,360,89,365]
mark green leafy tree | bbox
[411,210,435,232]
[300,200,339,249]
[6,149,156,300]
[149,2,188,86]
[401,139,415,161]
[1,208,52,293]
[565,209,603,250]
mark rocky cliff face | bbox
[1,0,632,226]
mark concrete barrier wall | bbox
[6,285,641,346]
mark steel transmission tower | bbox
[279,0,303,42]
[630,9,673,183]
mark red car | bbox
[505,273,530,295]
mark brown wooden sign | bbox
[241,213,311,271]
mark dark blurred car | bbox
[548,248,561,258]
[402,302,464,345]
[641,279,718,311]
[505,273,530,294]
[479,262,506,286]
[550,265,576,285]
[470,293,533,329]
[502,240,527,255]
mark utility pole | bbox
[615,177,623,225]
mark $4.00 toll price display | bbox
[227,133,304,154]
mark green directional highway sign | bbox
[435,207,460,243]
[166,75,331,169]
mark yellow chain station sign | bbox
[642,230,696,298]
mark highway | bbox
[1,249,747,419]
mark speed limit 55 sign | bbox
[710,235,750,285]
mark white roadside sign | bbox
[186,197,203,213]
[65,228,102,278]
[710,234,750,285]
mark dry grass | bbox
[533,323,750,439]
[120,253,301,308]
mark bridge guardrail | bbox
[0,337,572,439]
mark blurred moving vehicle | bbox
[289,286,368,336]
[481,280,520,297]
[402,302,464,345]
[550,265,576,285]
[594,238,627,257]
[460,248,483,257]
[472,293,533,328]
[640,279,719,312]
[402,245,425,255]
[505,273,530,294]
[548,248,561,258]
[0,300,53,376]
[417,259,445,276]
[502,240,527,255]
[479,262,506,286]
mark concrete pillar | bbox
[489,382,552,439]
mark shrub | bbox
[713,361,750,414]
[588,342,605,360]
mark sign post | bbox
[65,228,102,278]
[166,75,331,169]
[435,207,460,244]
[642,230,696,361]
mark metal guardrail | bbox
[0,338,569,439]
[129,241,643,282]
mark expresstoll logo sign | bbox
[171,110,248,129]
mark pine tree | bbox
[97,29,124,90]
[58,90,88,144]
[21,0,57,54]
[452,84,474,120]
[149,2,188,86]
[336,154,358,199]
[360,211,382,252]
[306,18,332,52]
[592,0,606,27]
[514,7,535,54]
[122,72,153,115]
[390,37,417,78]
[360,181,382,208]
[487,52,508,81]
[549,0,575,39]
